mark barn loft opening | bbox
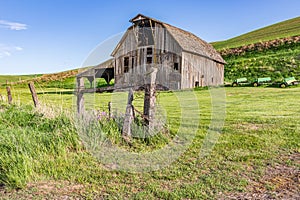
[131,57,135,69]
[174,62,179,71]
[147,47,153,55]
[131,15,155,47]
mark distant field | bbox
[212,16,300,49]
[0,74,41,84]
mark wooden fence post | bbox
[108,101,112,119]
[6,86,12,104]
[77,77,85,114]
[28,82,39,107]
[143,67,158,131]
[122,88,134,139]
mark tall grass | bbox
[0,104,81,188]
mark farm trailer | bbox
[232,77,249,87]
[279,77,299,88]
[252,77,272,87]
[231,77,272,87]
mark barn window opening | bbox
[147,47,153,55]
[211,77,214,83]
[195,81,199,87]
[174,62,179,71]
[131,57,135,69]
[124,57,129,73]
[147,57,152,64]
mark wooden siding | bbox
[181,51,224,89]
[112,20,224,90]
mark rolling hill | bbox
[212,16,300,50]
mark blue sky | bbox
[0,0,299,75]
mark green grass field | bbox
[212,16,300,49]
[0,85,299,199]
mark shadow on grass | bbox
[37,91,74,95]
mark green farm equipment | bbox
[232,77,249,87]
[279,77,299,88]
[252,77,272,87]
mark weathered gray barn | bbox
[77,14,225,91]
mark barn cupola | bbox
[130,14,155,47]
[130,14,155,27]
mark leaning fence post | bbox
[108,101,112,119]
[122,88,134,139]
[6,86,12,104]
[28,82,39,107]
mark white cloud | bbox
[0,44,23,58]
[0,20,27,30]
[15,46,23,51]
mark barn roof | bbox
[163,23,225,64]
[113,14,225,64]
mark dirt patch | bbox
[27,181,85,195]
[219,152,300,199]
[0,181,87,200]
[236,123,267,131]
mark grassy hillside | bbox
[0,68,99,89]
[0,69,79,86]
[212,16,300,50]
[0,87,299,199]
[223,37,300,82]
[211,17,300,82]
